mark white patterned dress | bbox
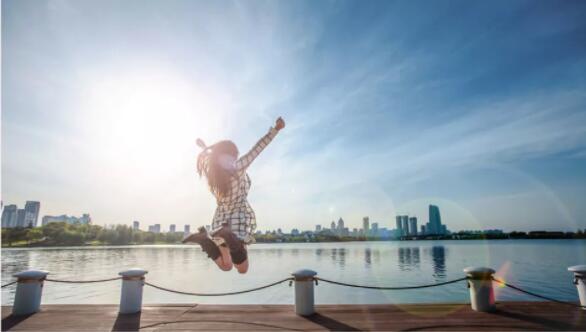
[210,127,279,244]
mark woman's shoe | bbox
[182,226,208,244]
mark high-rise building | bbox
[363,217,370,235]
[330,221,336,232]
[409,217,418,236]
[24,201,40,227]
[184,225,191,234]
[395,216,402,235]
[337,218,344,235]
[421,225,426,235]
[315,225,322,232]
[153,224,161,233]
[371,222,379,237]
[401,215,409,236]
[16,209,26,228]
[133,221,140,231]
[428,205,442,235]
[169,224,176,233]
[1,205,18,228]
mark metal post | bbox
[464,267,496,312]
[119,268,148,314]
[291,269,317,316]
[12,270,49,316]
[568,265,586,310]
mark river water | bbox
[2,240,584,305]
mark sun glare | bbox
[78,66,225,181]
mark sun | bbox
[76,65,226,182]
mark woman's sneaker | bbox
[182,227,208,244]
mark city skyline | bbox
[3,1,586,233]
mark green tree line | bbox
[1,222,184,247]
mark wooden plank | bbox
[1,302,585,331]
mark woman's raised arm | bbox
[235,117,285,172]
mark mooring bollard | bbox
[119,268,148,314]
[568,265,586,310]
[291,269,317,316]
[463,267,496,312]
[12,270,49,316]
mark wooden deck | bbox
[2,302,585,331]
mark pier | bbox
[2,302,586,331]
[2,266,585,331]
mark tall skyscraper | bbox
[363,217,370,235]
[401,215,409,236]
[153,224,161,233]
[330,221,336,232]
[169,224,176,233]
[395,216,402,235]
[16,209,26,228]
[409,217,418,236]
[24,201,40,227]
[1,205,18,228]
[184,225,191,234]
[337,218,344,235]
[371,222,379,237]
[133,221,140,230]
[428,205,442,235]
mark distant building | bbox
[401,215,409,236]
[133,221,140,231]
[395,216,402,236]
[184,225,191,234]
[421,225,426,235]
[1,205,18,228]
[17,209,26,228]
[153,224,161,233]
[42,213,91,226]
[426,205,446,235]
[363,217,370,235]
[330,221,336,232]
[315,225,322,232]
[409,217,418,236]
[291,228,300,236]
[371,222,379,237]
[337,218,345,235]
[24,201,41,227]
[169,224,176,233]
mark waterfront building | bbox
[291,228,300,236]
[170,224,176,233]
[395,216,402,236]
[184,225,191,234]
[401,215,409,236]
[24,201,40,227]
[330,221,336,232]
[133,221,140,230]
[153,224,161,233]
[1,205,18,228]
[17,209,26,228]
[371,222,379,237]
[42,213,91,226]
[428,204,442,234]
[409,217,418,236]
[315,225,322,232]
[363,217,370,235]
[421,225,426,235]
[337,218,345,235]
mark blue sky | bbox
[2,0,586,232]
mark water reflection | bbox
[364,248,371,267]
[428,246,447,278]
[398,247,420,271]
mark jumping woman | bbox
[183,117,285,273]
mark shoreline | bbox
[2,237,585,249]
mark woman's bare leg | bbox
[213,246,233,271]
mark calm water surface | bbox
[2,240,584,305]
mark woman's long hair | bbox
[197,140,239,199]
